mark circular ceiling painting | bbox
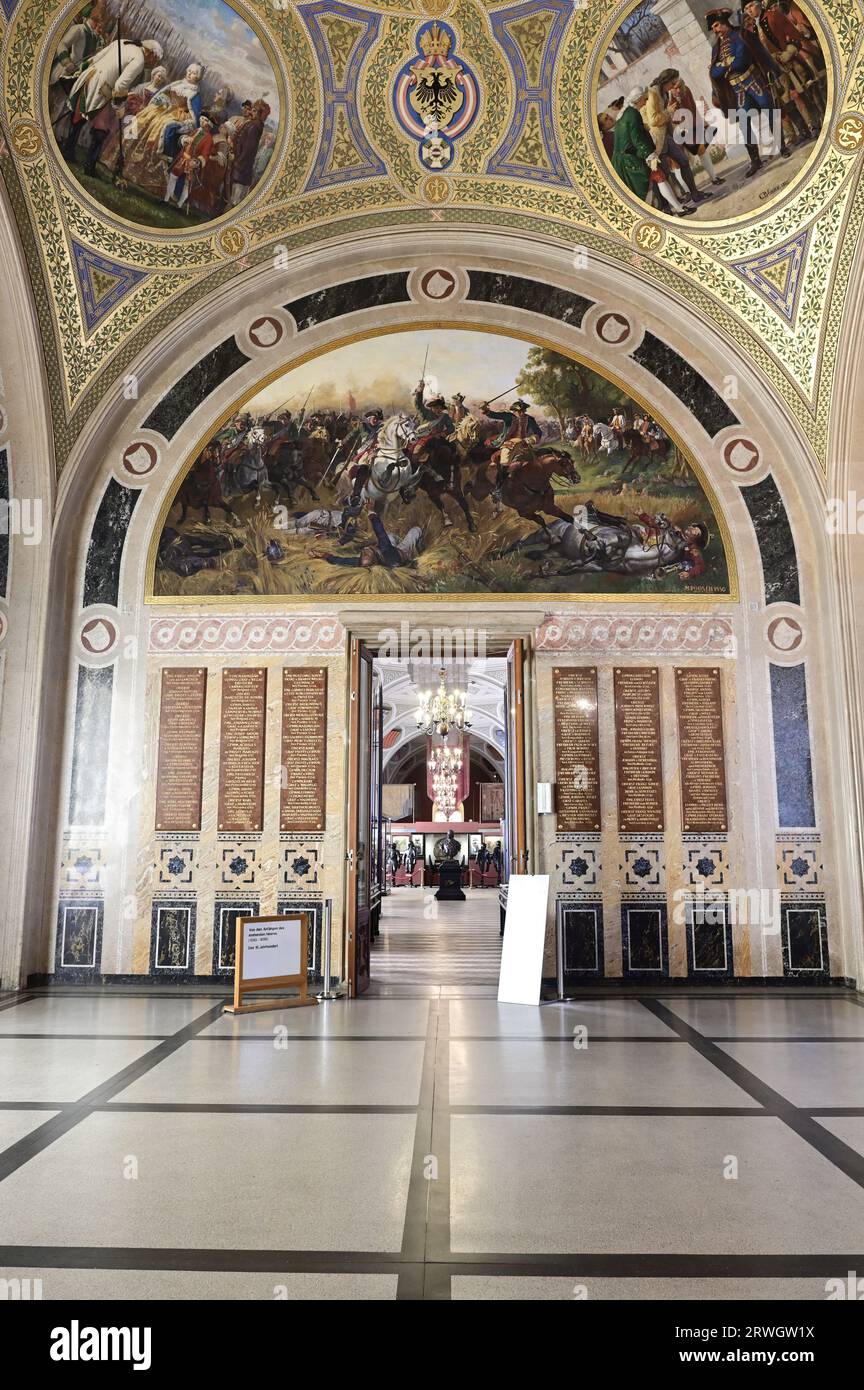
[596,0,828,224]
[47,0,282,230]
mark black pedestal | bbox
[435,860,466,901]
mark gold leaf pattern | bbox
[0,0,859,473]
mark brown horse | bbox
[619,428,668,478]
[406,433,481,532]
[176,444,238,524]
[263,432,330,505]
[466,448,581,534]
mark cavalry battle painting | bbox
[152,330,732,599]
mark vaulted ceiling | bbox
[1,0,862,475]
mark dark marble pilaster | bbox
[68,665,114,827]
[286,273,410,331]
[83,477,140,608]
[741,475,801,605]
[143,337,250,439]
[770,663,816,827]
[632,331,739,435]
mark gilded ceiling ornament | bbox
[832,112,864,152]
[422,172,450,203]
[393,18,479,170]
[633,220,666,253]
[217,224,247,257]
[10,118,42,159]
[0,0,860,474]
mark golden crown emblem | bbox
[420,21,452,60]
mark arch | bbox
[23,230,855,988]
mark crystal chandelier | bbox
[415,669,472,738]
[428,746,463,777]
[431,767,458,818]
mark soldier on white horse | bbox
[336,413,421,511]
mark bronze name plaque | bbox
[614,667,664,834]
[218,668,267,834]
[553,667,601,832]
[155,667,207,832]
[280,667,328,832]
[675,667,728,834]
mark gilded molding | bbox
[0,0,860,470]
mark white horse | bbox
[515,513,701,577]
[336,413,421,511]
[593,422,621,456]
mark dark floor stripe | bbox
[449,1105,773,1117]
[0,1246,405,1273]
[192,1034,428,1043]
[427,999,452,1282]
[0,1034,172,1041]
[0,995,35,1015]
[0,1248,859,1279]
[437,1253,864,1277]
[640,1000,864,1190]
[99,1103,418,1115]
[0,1002,226,1183]
[397,999,439,1297]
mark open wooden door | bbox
[505,638,529,877]
[346,638,374,995]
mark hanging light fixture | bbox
[428,745,463,777]
[431,767,458,818]
[415,669,472,738]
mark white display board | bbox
[497,874,549,1006]
[241,916,303,982]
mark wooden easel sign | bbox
[224,914,319,1015]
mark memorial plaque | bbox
[280,667,327,832]
[218,668,267,833]
[614,667,664,834]
[155,667,207,831]
[675,667,728,833]
[553,667,601,832]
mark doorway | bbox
[345,638,530,993]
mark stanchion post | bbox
[317,898,338,1001]
[556,905,565,1000]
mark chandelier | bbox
[415,669,472,738]
[431,767,458,818]
[428,745,462,819]
[428,746,463,777]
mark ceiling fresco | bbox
[47,0,282,229]
[1,0,863,473]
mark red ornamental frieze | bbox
[148,615,346,654]
[537,615,733,654]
